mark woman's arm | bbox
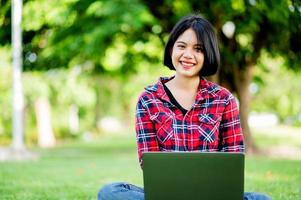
[135,98,159,167]
[218,94,245,152]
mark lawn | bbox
[0,131,300,200]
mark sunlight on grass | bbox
[1,132,301,200]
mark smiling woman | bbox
[163,15,220,77]
[97,14,272,200]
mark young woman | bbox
[98,14,271,200]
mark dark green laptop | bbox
[142,152,245,200]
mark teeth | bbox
[181,61,194,66]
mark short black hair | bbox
[163,14,220,76]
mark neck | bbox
[170,75,200,91]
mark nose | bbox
[183,48,193,59]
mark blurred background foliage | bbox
[0,0,300,146]
[252,51,301,126]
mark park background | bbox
[0,0,301,199]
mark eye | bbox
[195,46,203,53]
[177,44,185,49]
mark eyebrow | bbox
[176,41,202,47]
[175,41,186,44]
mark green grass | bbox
[0,134,142,200]
[251,125,301,149]
[245,156,301,200]
[1,133,301,200]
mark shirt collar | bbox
[145,76,219,102]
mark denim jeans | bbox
[98,182,272,200]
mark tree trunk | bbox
[95,77,103,133]
[69,104,79,135]
[233,65,258,154]
[12,0,25,150]
[35,97,56,148]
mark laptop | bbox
[142,152,245,200]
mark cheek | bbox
[171,52,179,68]
[171,49,181,60]
[171,50,176,62]
[197,54,205,63]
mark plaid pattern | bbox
[135,76,244,165]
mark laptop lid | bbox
[142,152,244,200]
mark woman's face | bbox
[171,28,205,78]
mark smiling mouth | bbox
[180,61,195,69]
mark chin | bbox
[177,72,199,78]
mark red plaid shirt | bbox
[135,76,244,165]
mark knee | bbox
[259,193,272,200]
[244,192,272,200]
[97,182,125,200]
[98,183,116,200]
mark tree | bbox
[1,0,300,152]
[12,0,25,150]
[142,0,301,152]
